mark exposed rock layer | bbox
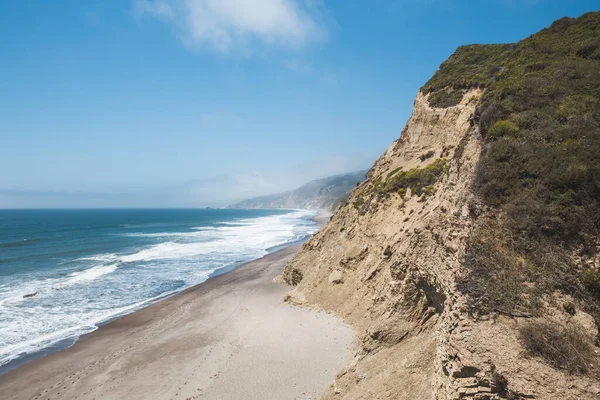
[283,88,600,399]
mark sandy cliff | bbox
[282,43,600,399]
[283,89,494,399]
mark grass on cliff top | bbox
[421,43,515,107]
[422,43,515,94]
[442,11,600,359]
[423,12,600,111]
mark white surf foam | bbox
[0,285,191,367]
[63,264,119,285]
[0,209,317,370]
[118,210,316,263]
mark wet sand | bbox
[0,245,354,400]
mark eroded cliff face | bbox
[282,89,600,399]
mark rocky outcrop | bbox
[282,87,600,399]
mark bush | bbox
[576,43,600,59]
[453,11,600,331]
[387,167,402,178]
[555,95,597,121]
[419,150,436,162]
[519,320,596,374]
[355,159,448,214]
[422,44,515,93]
[460,222,526,314]
[353,195,365,210]
[582,269,600,297]
[488,120,519,139]
[453,133,470,161]
[423,185,437,196]
[376,158,448,197]
[427,89,464,108]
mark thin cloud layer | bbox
[135,0,325,52]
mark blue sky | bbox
[0,0,597,208]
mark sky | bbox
[0,0,597,208]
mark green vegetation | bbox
[377,158,448,197]
[453,133,470,161]
[422,43,515,107]
[461,222,530,315]
[582,269,600,297]
[444,11,600,346]
[519,320,596,374]
[487,120,519,139]
[422,185,437,196]
[353,195,365,210]
[427,88,464,108]
[386,167,403,178]
[352,159,448,215]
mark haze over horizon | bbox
[1,0,596,208]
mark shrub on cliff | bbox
[427,88,464,108]
[378,158,448,197]
[436,11,600,340]
[519,320,596,374]
[475,11,600,246]
[582,269,600,297]
[487,120,519,139]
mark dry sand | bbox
[0,245,355,400]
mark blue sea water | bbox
[0,208,317,373]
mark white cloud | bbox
[134,0,325,52]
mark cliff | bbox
[282,11,600,400]
[231,170,366,211]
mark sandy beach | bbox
[0,244,354,400]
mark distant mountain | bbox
[231,171,367,211]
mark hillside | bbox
[282,11,600,400]
[231,171,367,211]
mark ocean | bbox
[0,208,317,374]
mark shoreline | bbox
[0,241,354,399]
[0,243,304,377]
[0,209,323,376]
